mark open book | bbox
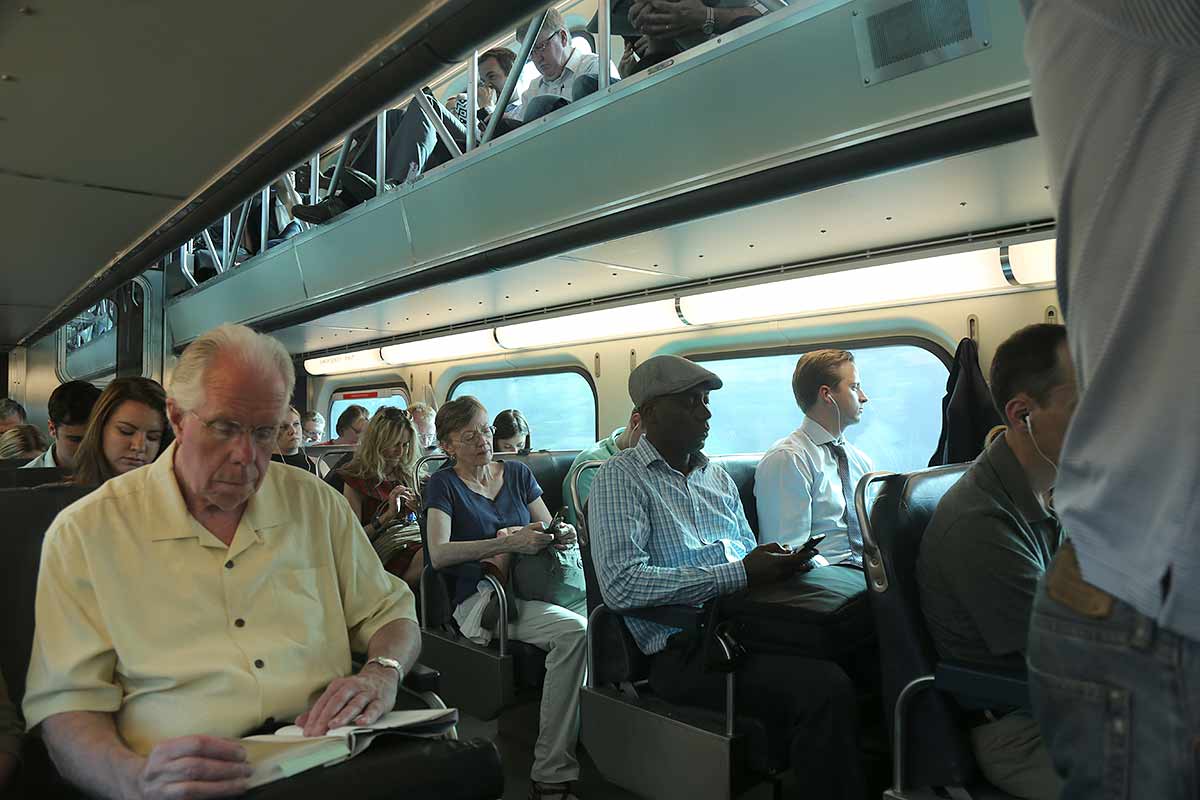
[241,707,458,789]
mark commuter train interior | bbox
[2,1,1065,798]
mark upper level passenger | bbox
[335,406,424,587]
[588,355,864,800]
[423,396,585,798]
[294,47,519,224]
[332,404,369,446]
[0,424,47,461]
[22,380,102,470]
[917,323,1075,800]
[561,408,642,528]
[271,406,317,474]
[0,398,27,434]
[608,0,765,75]
[408,402,438,456]
[492,408,531,454]
[518,9,616,117]
[301,410,326,444]
[22,323,419,799]
[755,349,873,567]
[70,377,168,486]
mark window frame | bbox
[327,380,411,421]
[447,365,600,445]
[683,335,953,458]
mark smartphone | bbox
[548,507,566,532]
[801,533,826,552]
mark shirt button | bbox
[235,618,245,628]
[225,560,234,569]
[254,659,264,669]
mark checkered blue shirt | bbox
[589,437,754,655]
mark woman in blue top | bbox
[424,396,586,800]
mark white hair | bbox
[169,323,295,412]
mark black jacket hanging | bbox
[928,338,1002,467]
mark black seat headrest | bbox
[711,455,761,537]
[0,467,66,489]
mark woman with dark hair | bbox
[71,377,168,486]
[492,408,531,454]
[335,407,424,587]
[425,396,584,800]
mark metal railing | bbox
[174,0,797,291]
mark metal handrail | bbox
[481,8,547,145]
[568,459,607,545]
[414,90,464,159]
[893,674,936,791]
[854,471,896,593]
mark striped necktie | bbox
[825,441,863,565]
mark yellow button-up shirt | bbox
[22,443,416,755]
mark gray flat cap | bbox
[629,355,723,407]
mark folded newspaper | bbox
[240,707,458,789]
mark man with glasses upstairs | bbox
[755,350,874,568]
[518,8,615,119]
[23,323,421,800]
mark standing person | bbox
[71,377,169,487]
[336,407,424,588]
[424,396,585,800]
[755,349,873,566]
[492,409,531,454]
[22,380,102,469]
[272,406,317,474]
[1021,3,1200,798]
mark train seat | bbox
[0,483,503,800]
[0,466,65,489]
[857,467,1029,800]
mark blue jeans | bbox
[1028,542,1200,799]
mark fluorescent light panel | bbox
[494,299,684,350]
[1007,239,1056,285]
[678,248,1009,326]
[304,348,386,375]
[380,329,501,365]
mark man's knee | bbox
[571,74,600,102]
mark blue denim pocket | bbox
[1027,659,1131,800]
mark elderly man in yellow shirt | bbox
[22,323,420,800]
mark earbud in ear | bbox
[1022,413,1032,432]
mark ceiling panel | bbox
[571,138,1054,280]
[270,256,679,353]
[0,1,440,197]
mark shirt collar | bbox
[561,47,587,78]
[632,436,710,474]
[145,442,284,545]
[982,433,1053,524]
[800,415,840,446]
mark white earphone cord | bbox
[1026,414,1057,472]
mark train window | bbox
[449,369,597,450]
[696,342,949,472]
[328,386,409,429]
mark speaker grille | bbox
[853,0,990,86]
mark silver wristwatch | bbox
[702,7,717,37]
[365,656,404,681]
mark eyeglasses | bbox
[188,410,279,447]
[456,425,495,444]
[531,33,558,56]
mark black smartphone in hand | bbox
[801,533,826,552]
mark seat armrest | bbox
[404,662,440,693]
[615,604,705,631]
[935,661,1030,710]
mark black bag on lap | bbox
[716,566,875,662]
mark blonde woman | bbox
[0,424,48,461]
[335,406,424,587]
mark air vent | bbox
[852,0,991,86]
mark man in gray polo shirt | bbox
[918,324,1075,800]
[1023,3,1200,797]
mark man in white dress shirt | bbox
[518,9,616,121]
[755,349,873,567]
